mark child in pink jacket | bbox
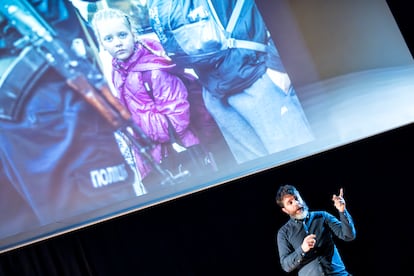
[92,8,200,190]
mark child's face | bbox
[98,18,135,61]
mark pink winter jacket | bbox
[111,39,200,180]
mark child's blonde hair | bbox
[91,8,138,45]
[91,7,170,60]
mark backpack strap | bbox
[141,70,155,101]
[225,0,246,34]
[206,0,268,53]
[141,70,183,146]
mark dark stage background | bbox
[1,1,413,275]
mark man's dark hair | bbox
[275,184,298,208]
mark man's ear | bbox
[282,207,289,215]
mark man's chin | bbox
[294,209,308,220]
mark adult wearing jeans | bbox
[148,0,314,164]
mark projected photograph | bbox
[1,0,413,254]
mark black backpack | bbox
[147,0,268,68]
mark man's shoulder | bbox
[309,210,327,216]
[309,210,339,223]
[310,210,330,216]
[277,219,296,234]
[309,210,333,219]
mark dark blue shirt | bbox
[277,210,356,276]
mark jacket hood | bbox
[112,39,175,74]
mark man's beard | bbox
[291,205,309,220]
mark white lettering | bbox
[90,164,129,188]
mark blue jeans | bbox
[203,71,314,164]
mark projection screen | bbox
[0,0,413,253]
